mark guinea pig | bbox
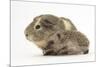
[43,30,89,55]
[24,14,77,50]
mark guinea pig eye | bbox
[35,25,40,29]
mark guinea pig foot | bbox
[44,52,57,56]
[83,50,89,54]
[43,49,57,56]
[57,49,68,55]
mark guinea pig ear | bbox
[44,19,55,25]
[60,17,77,30]
[42,19,56,27]
[41,15,59,26]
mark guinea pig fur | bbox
[24,14,77,49]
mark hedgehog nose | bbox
[25,34,28,37]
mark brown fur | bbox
[24,14,89,55]
[24,14,77,49]
[44,31,89,55]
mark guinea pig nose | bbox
[26,34,28,37]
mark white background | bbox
[11,1,95,66]
[0,0,99,67]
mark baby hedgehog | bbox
[43,30,89,55]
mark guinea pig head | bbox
[24,15,64,48]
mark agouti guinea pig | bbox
[24,14,89,55]
[24,14,77,48]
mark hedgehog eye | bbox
[57,33,61,39]
[35,25,40,29]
